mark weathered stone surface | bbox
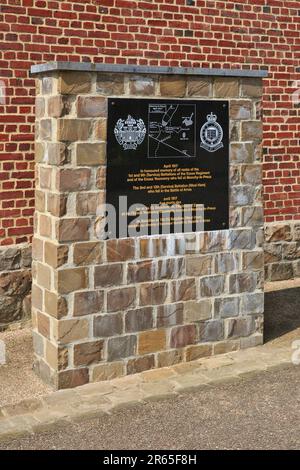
[170,279,196,302]
[241,292,264,314]
[160,75,186,97]
[107,287,136,312]
[186,255,213,276]
[0,270,31,297]
[76,143,106,166]
[157,303,184,327]
[231,143,254,164]
[268,263,293,282]
[56,267,88,294]
[37,312,50,338]
[92,362,124,382]
[127,260,155,284]
[94,313,123,337]
[229,273,257,294]
[47,142,68,166]
[73,290,104,316]
[107,335,137,361]
[39,214,52,238]
[57,119,92,142]
[39,119,52,141]
[170,324,196,348]
[200,275,225,297]
[32,284,43,311]
[58,72,92,95]
[224,316,255,339]
[140,282,167,306]
[228,229,254,250]
[94,118,107,141]
[74,242,102,266]
[201,231,227,253]
[94,263,123,287]
[96,73,124,95]
[241,121,263,141]
[57,368,89,389]
[214,297,240,318]
[186,77,211,97]
[77,96,107,118]
[215,252,239,274]
[129,76,156,95]
[214,77,239,97]
[44,291,67,319]
[48,95,64,118]
[125,307,153,333]
[44,242,68,268]
[157,349,184,368]
[127,355,155,374]
[56,168,91,192]
[241,165,261,185]
[156,258,185,280]
[264,243,282,263]
[138,329,166,355]
[241,78,263,98]
[230,186,255,207]
[242,251,264,271]
[282,242,300,261]
[0,247,21,271]
[46,341,68,371]
[265,224,292,243]
[76,192,98,216]
[54,318,89,344]
[184,300,212,322]
[73,341,103,367]
[47,193,67,217]
[242,207,264,228]
[230,100,252,120]
[199,320,224,342]
[107,239,135,262]
[56,218,90,243]
[185,344,212,362]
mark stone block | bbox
[127,260,155,284]
[200,275,225,297]
[73,290,104,316]
[215,252,239,273]
[37,312,50,339]
[170,324,196,348]
[0,247,21,271]
[214,77,239,97]
[127,355,155,374]
[46,341,68,371]
[228,229,254,250]
[129,75,156,95]
[140,282,167,306]
[265,224,292,243]
[106,239,135,262]
[186,255,213,276]
[73,341,103,367]
[199,320,224,342]
[187,77,211,97]
[241,78,263,98]
[54,318,89,344]
[242,251,264,271]
[185,344,212,362]
[94,313,123,337]
[77,96,107,118]
[214,297,240,318]
[107,287,136,312]
[76,143,106,166]
[92,362,124,382]
[94,263,123,287]
[57,368,89,389]
[74,242,103,266]
[241,206,264,228]
[230,186,255,207]
[229,273,257,294]
[107,335,137,361]
[96,73,124,95]
[184,300,212,322]
[125,307,154,333]
[47,194,67,217]
[241,292,264,314]
[45,291,68,319]
[269,263,293,282]
[201,231,227,253]
[224,316,255,339]
[76,192,99,216]
[48,142,68,166]
[157,303,184,328]
[56,168,91,192]
[44,242,68,268]
[241,121,263,141]
[230,100,252,120]
[57,119,92,142]
[157,349,184,368]
[160,75,186,97]
[56,218,90,243]
[56,267,88,294]
[58,72,93,95]
[138,329,166,355]
[231,143,254,164]
[241,164,261,185]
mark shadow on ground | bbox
[264,287,300,342]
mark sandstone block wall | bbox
[32,66,264,389]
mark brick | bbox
[76,143,106,166]
[160,75,186,97]
[94,313,123,337]
[73,290,104,316]
[57,119,92,141]
[73,242,103,266]
[157,303,183,327]
[44,242,68,268]
[183,300,212,322]
[138,329,166,355]
[125,307,153,333]
[170,324,196,348]
[94,263,123,288]
[185,344,212,362]
[140,282,167,306]
[96,73,124,95]
[106,239,135,262]
[56,267,88,294]
[92,362,124,382]
[54,318,89,344]
[56,218,90,243]
[56,168,91,192]
[127,355,155,374]
[58,72,92,95]
[107,335,137,361]
[214,77,239,98]
[107,286,136,312]
[57,369,89,389]
[77,96,107,118]
[73,341,103,367]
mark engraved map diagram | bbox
[148,103,196,159]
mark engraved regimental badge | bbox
[114,115,146,150]
[200,112,224,152]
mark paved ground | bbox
[0,329,50,407]
[1,365,299,450]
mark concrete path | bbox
[0,328,298,446]
[1,365,299,450]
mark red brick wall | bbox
[0,0,299,246]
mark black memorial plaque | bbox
[106,98,229,238]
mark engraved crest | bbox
[114,115,146,150]
[200,112,224,152]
